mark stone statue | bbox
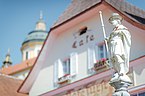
[99,12,132,95]
[107,13,131,83]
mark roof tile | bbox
[0,74,27,96]
[0,58,36,75]
[52,0,145,28]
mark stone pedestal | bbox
[109,80,132,96]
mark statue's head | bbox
[109,13,123,26]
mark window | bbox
[131,95,137,96]
[26,51,29,60]
[139,92,145,96]
[97,43,107,60]
[54,53,78,86]
[63,58,70,75]
[131,92,145,96]
[87,43,107,73]
[79,26,87,36]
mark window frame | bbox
[97,42,107,60]
[62,57,71,75]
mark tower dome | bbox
[21,12,48,61]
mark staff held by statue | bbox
[99,11,111,68]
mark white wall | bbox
[29,8,145,96]
[29,67,54,96]
[12,69,30,80]
[124,21,145,61]
[22,45,42,61]
[130,57,145,86]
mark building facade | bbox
[19,0,145,96]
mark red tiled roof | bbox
[0,74,27,96]
[52,0,145,28]
[0,58,36,75]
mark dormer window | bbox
[79,26,87,36]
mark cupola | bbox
[21,11,48,61]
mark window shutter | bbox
[54,59,64,83]
[58,59,64,78]
[87,47,96,70]
[70,52,78,76]
[54,60,58,83]
[103,44,107,58]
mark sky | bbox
[0,0,145,67]
[0,0,71,67]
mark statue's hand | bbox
[104,37,109,42]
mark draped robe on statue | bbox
[108,25,131,74]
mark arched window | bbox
[26,51,29,60]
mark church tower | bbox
[2,49,12,68]
[21,12,48,61]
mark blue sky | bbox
[0,0,71,66]
[0,0,145,67]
